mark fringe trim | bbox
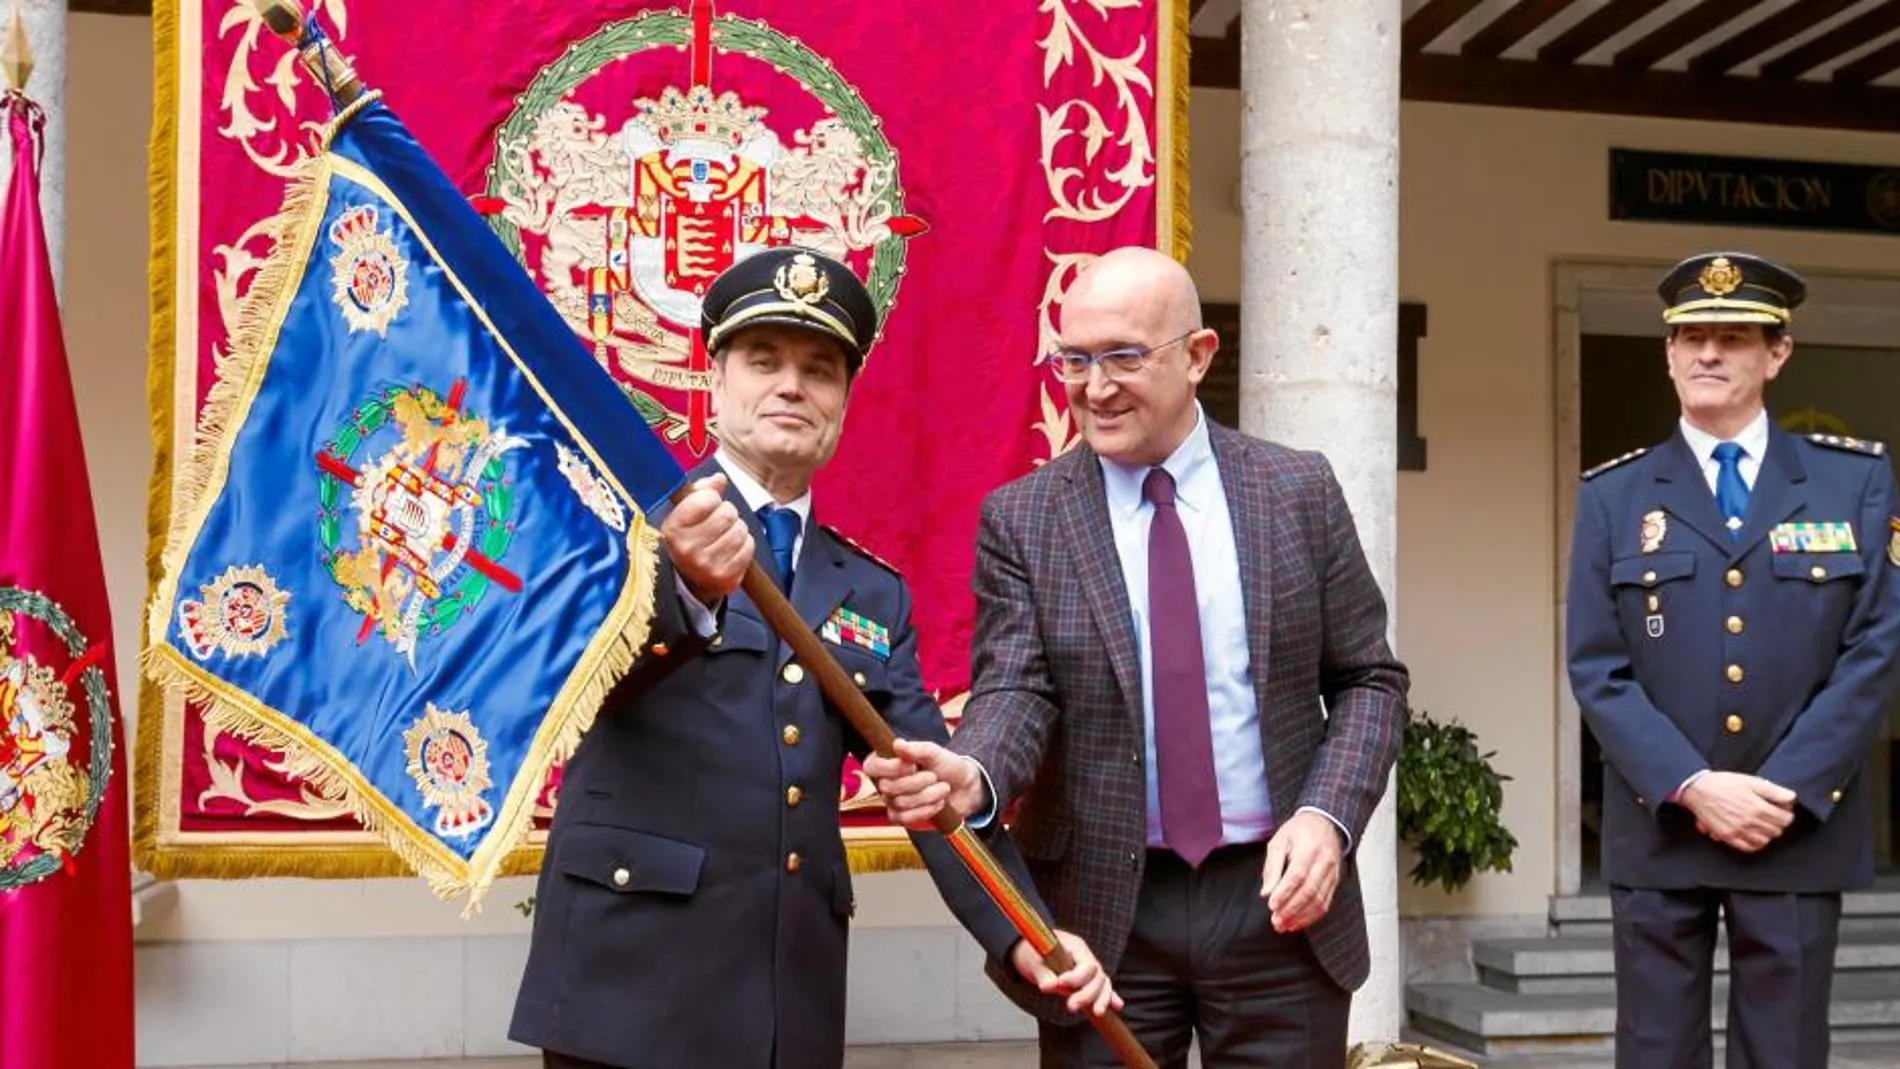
[134,0,182,876]
[140,646,468,898]
[144,160,323,655]
[134,124,667,908]
[841,840,926,875]
[1167,0,1193,263]
[456,516,662,914]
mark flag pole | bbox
[251,5,1154,1065]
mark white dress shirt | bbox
[1679,409,1768,495]
[1098,406,1275,847]
[677,450,812,634]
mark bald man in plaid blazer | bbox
[868,248,1409,1069]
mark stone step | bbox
[1406,972,1900,1057]
[1474,929,1900,994]
[1551,886,1900,936]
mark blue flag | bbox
[146,95,684,904]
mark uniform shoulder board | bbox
[1806,432,1887,458]
[1581,447,1649,481]
[820,523,901,575]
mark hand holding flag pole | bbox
[252,3,1155,1065]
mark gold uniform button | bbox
[782,724,802,746]
[853,671,868,687]
[1647,594,1661,612]
[786,785,804,807]
[1726,616,1744,634]
[786,852,802,873]
[1832,789,1845,804]
[1643,570,1658,584]
[1811,566,1827,581]
[612,867,631,888]
[1726,664,1745,683]
[710,634,724,647]
[1726,714,1744,734]
[782,663,806,685]
[1726,568,1744,588]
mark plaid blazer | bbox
[950,421,1409,1019]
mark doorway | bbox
[1555,261,1900,893]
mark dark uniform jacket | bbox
[510,461,1041,1069]
[1567,426,1900,892]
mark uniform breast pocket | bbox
[829,645,892,701]
[1610,552,1695,641]
[1610,552,1697,591]
[1771,552,1866,631]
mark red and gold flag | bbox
[139,0,1189,879]
[0,88,136,1069]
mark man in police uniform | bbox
[1567,251,1900,1069]
[509,247,1118,1069]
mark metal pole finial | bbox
[1,1,33,93]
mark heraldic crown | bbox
[636,84,765,150]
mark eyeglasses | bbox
[1046,331,1195,383]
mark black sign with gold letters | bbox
[1611,148,1900,235]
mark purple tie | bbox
[1144,467,1223,868]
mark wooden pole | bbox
[254,5,1155,1063]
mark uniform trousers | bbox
[1038,841,1350,1069]
[1611,885,1842,1069]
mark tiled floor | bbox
[160,1039,1900,1069]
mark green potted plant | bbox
[1397,711,1518,894]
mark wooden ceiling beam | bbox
[1761,1,1900,81]
[1192,30,1241,89]
[71,0,150,13]
[1689,0,1859,77]
[1402,50,1900,133]
[1612,0,1768,73]
[1832,33,1900,86]
[1462,0,1585,60]
[1403,0,1487,54]
[1538,0,1667,64]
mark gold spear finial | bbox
[1,0,34,93]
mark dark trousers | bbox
[544,1055,619,1069]
[1611,885,1842,1069]
[1040,842,1350,1069]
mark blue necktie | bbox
[1713,441,1749,541]
[759,505,799,590]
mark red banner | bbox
[139,0,1188,878]
[1,91,136,1069]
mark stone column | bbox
[1239,0,1402,1044]
[1,0,66,286]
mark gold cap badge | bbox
[1697,256,1743,297]
[774,252,830,306]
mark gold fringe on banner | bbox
[136,101,664,909]
[132,0,180,877]
[839,833,925,875]
[136,0,1189,888]
[1165,0,1193,263]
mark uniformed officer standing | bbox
[509,247,1117,1069]
[1566,251,1900,1069]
